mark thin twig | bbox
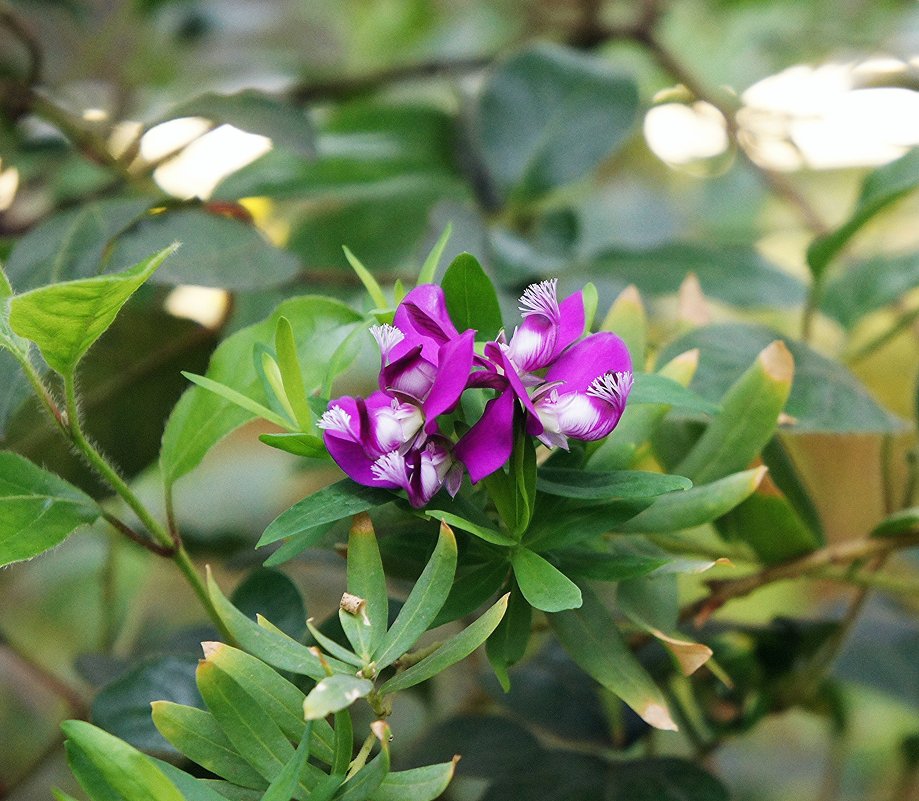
[101,511,176,556]
[0,2,42,85]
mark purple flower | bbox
[455,280,632,482]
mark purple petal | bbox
[548,290,585,362]
[454,388,516,483]
[423,329,475,425]
[392,285,459,362]
[506,313,558,372]
[380,344,438,400]
[500,349,543,435]
[544,332,631,393]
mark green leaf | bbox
[337,726,390,801]
[548,587,677,731]
[675,341,793,484]
[484,424,537,536]
[91,655,199,756]
[262,725,313,801]
[164,90,314,155]
[486,583,532,691]
[820,251,919,328]
[154,761,253,801]
[430,559,510,628]
[374,522,458,668]
[717,492,820,563]
[274,316,313,430]
[340,514,388,661]
[872,506,919,538]
[440,253,503,340]
[607,758,728,801]
[617,467,766,533]
[417,223,452,285]
[61,720,185,801]
[9,245,175,376]
[590,243,806,309]
[196,661,296,785]
[536,468,691,500]
[181,370,292,429]
[424,510,516,546]
[303,675,373,720]
[0,451,99,567]
[262,522,334,567]
[206,569,327,679]
[259,480,393,547]
[556,541,669,582]
[379,594,509,694]
[658,323,906,433]
[478,43,639,200]
[511,549,582,612]
[629,373,720,415]
[4,198,152,288]
[151,702,266,788]
[808,148,919,277]
[343,246,389,310]
[523,498,653,551]
[231,568,307,641]
[203,642,333,762]
[107,209,300,289]
[161,296,361,486]
[369,762,457,801]
[259,432,327,458]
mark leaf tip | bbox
[641,701,679,732]
[758,340,794,384]
[350,512,375,535]
[200,640,223,660]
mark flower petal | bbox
[392,284,459,362]
[423,329,475,425]
[544,332,631,392]
[454,387,516,483]
[548,290,585,362]
[380,344,438,400]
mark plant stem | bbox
[61,373,231,640]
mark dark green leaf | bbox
[107,209,300,289]
[607,758,728,801]
[369,762,456,801]
[259,480,393,547]
[430,559,510,628]
[808,148,919,277]
[717,492,820,563]
[0,451,99,567]
[872,506,919,538]
[92,656,199,757]
[536,468,691,500]
[231,569,307,641]
[478,43,639,199]
[424,510,516,546]
[486,583,532,691]
[440,253,503,340]
[549,587,677,731]
[9,245,175,376]
[659,323,906,433]
[4,199,151,288]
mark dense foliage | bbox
[1,2,918,800]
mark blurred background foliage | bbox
[1,0,919,799]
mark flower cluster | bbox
[318,280,632,507]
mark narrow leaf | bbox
[629,372,720,415]
[274,316,313,429]
[379,594,509,695]
[374,522,458,668]
[343,246,388,310]
[425,510,516,546]
[181,371,291,429]
[417,223,452,285]
[259,480,393,546]
[549,587,677,731]
[536,468,691,501]
[340,513,388,660]
[617,467,766,533]
[369,761,457,801]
